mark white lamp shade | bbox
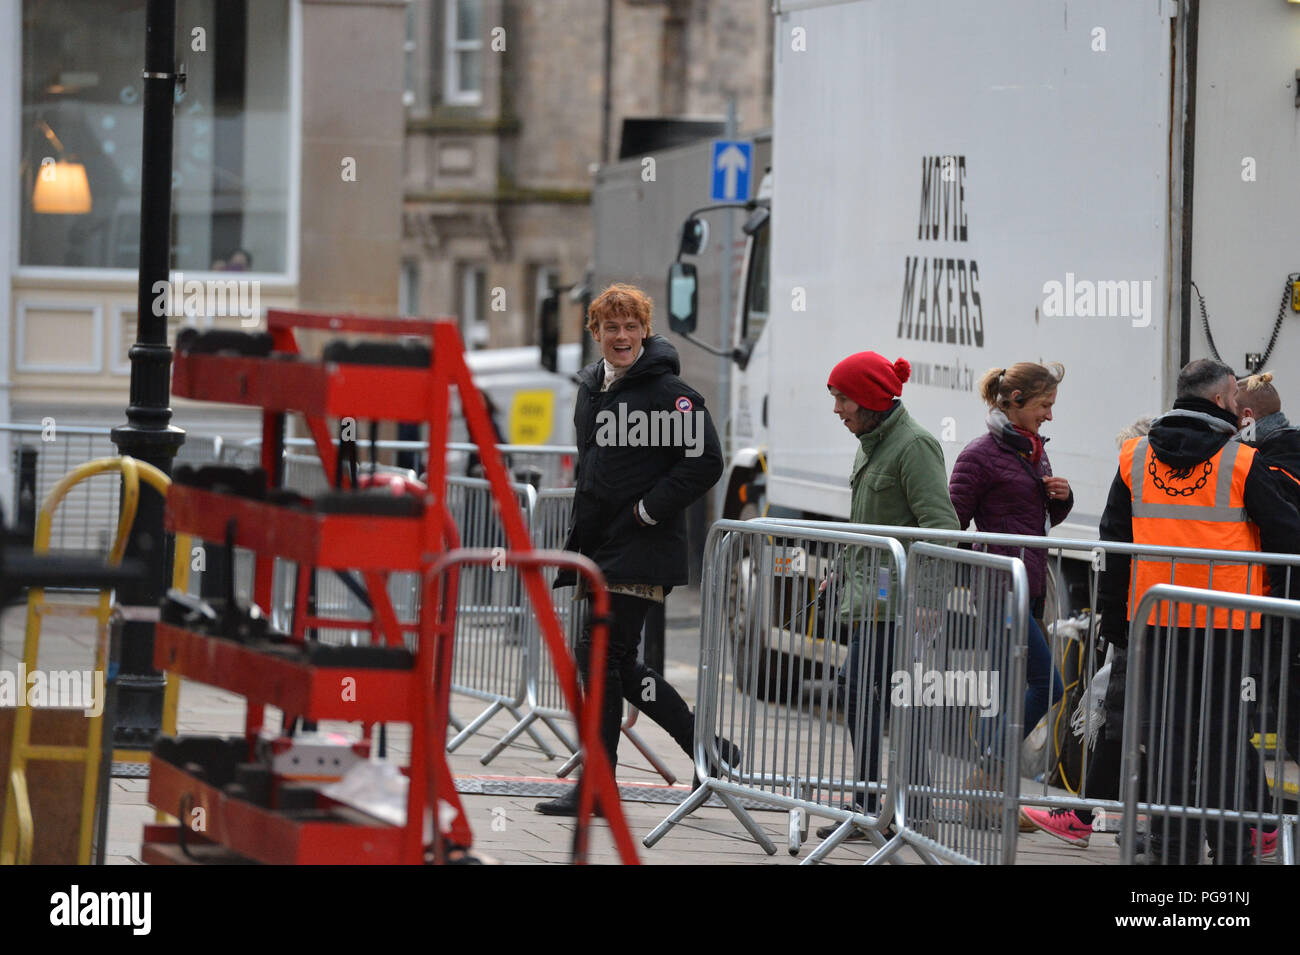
[32,160,92,214]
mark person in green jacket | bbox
[816,351,958,839]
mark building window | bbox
[402,2,417,107]
[19,0,291,272]
[526,264,560,347]
[458,264,488,349]
[400,260,420,316]
[443,0,483,106]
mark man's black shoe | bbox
[816,804,870,841]
[705,735,742,777]
[536,785,605,817]
[693,736,743,792]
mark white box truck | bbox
[668,0,1300,606]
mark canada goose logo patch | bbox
[675,396,693,413]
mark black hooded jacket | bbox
[1251,421,1300,514]
[1097,396,1300,646]
[557,335,723,588]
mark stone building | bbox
[400,0,772,349]
[2,0,407,504]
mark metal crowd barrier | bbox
[644,519,908,861]
[479,488,583,763]
[753,518,1300,835]
[1,422,230,558]
[1121,584,1300,866]
[481,487,677,784]
[237,437,576,488]
[441,477,551,756]
[446,442,575,489]
[879,542,1029,866]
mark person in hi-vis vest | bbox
[1095,359,1300,865]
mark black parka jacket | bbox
[556,335,723,588]
[1252,424,1300,513]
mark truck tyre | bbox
[724,533,810,704]
[723,466,762,521]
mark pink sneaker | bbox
[1251,827,1277,860]
[1022,807,1091,848]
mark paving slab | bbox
[1,586,1161,865]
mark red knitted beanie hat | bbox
[827,352,911,412]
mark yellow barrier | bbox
[1,457,185,865]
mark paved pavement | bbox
[2,587,1126,865]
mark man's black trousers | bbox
[574,592,695,769]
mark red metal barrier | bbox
[154,309,637,864]
[426,548,640,865]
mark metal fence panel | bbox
[1122,584,1300,865]
[890,542,1029,865]
[238,437,576,488]
[2,423,228,560]
[645,519,908,861]
[477,488,677,783]
[476,488,585,763]
[441,477,539,750]
[754,518,1300,833]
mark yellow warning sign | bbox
[509,390,554,444]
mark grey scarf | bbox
[1251,410,1292,443]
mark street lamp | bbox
[108,0,186,756]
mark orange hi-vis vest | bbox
[1119,435,1264,629]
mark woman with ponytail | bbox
[948,363,1069,769]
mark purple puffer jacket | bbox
[948,429,1073,600]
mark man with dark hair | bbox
[1176,357,1240,400]
[1095,358,1300,864]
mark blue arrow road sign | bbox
[710,140,752,202]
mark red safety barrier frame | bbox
[157,308,636,864]
[424,318,636,864]
[426,548,640,865]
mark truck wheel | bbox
[724,467,762,521]
[724,534,807,704]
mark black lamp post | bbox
[108,0,186,752]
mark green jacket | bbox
[840,402,959,621]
